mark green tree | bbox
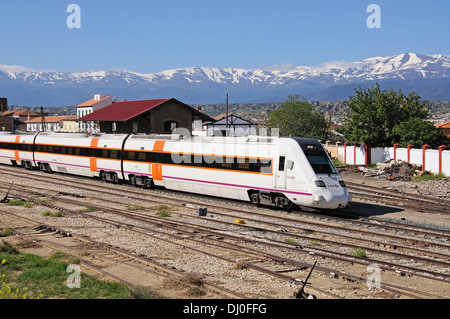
[268,95,330,141]
[392,117,449,148]
[339,83,430,146]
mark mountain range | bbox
[1,52,450,107]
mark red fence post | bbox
[364,144,371,165]
[407,144,414,162]
[422,144,431,171]
[438,145,449,174]
[393,143,400,161]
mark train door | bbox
[276,155,286,189]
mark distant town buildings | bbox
[205,113,257,136]
[25,115,77,132]
[436,121,450,138]
[76,94,114,132]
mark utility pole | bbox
[226,93,228,137]
[40,106,46,132]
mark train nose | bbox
[314,188,350,209]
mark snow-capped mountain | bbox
[1,52,450,106]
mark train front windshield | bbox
[305,152,337,174]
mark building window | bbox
[164,120,178,132]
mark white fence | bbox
[326,143,450,176]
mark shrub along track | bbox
[0,165,449,299]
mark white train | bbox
[0,132,351,210]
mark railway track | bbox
[346,181,450,215]
[0,165,449,299]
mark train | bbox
[0,131,351,210]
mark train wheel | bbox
[113,174,120,184]
[275,196,292,210]
[250,193,261,205]
[130,176,137,186]
[143,178,154,189]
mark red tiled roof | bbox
[77,95,111,107]
[78,99,171,122]
[25,116,74,123]
[436,121,450,129]
[78,98,214,122]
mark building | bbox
[0,115,14,131]
[76,94,114,132]
[205,113,257,136]
[1,110,41,131]
[25,115,76,132]
[0,98,7,113]
[77,98,214,134]
[436,121,450,138]
[61,116,78,132]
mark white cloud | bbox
[0,65,35,74]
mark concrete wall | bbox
[328,143,450,176]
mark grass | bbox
[284,238,298,245]
[156,210,171,217]
[151,204,172,211]
[42,211,63,217]
[413,172,446,182]
[125,205,142,210]
[333,158,347,166]
[0,227,13,238]
[351,248,367,258]
[0,240,159,299]
[6,199,33,208]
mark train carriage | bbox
[33,132,96,177]
[0,133,22,166]
[0,131,350,210]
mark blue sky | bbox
[0,0,449,73]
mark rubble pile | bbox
[357,160,428,181]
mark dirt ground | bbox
[0,168,449,301]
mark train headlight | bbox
[314,180,326,188]
[339,180,346,187]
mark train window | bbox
[61,147,66,154]
[102,149,109,158]
[127,151,135,160]
[67,147,73,155]
[279,156,285,171]
[138,152,146,161]
[237,158,250,170]
[305,153,337,174]
[110,150,118,159]
[287,160,294,170]
[74,148,81,155]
